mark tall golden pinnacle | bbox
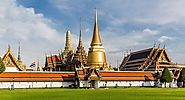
[91,9,102,46]
[87,9,107,69]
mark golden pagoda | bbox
[87,9,107,69]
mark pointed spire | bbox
[87,9,107,69]
[8,44,10,51]
[18,41,21,62]
[153,42,156,48]
[158,43,160,48]
[91,8,102,46]
[78,18,83,47]
[73,18,88,67]
[163,43,166,49]
[37,59,40,71]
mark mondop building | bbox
[0,10,183,89]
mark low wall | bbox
[0,81,74,89]
[98,81,154,87]
[78,80,155,88]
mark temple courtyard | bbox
[0,88,185,100]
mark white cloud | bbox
[93,0,185,25]
[142,28,158,35]
[0,0,64,67]
[158,36,175,43]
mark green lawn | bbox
[0,88,185,100]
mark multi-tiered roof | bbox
[119,46,176,71]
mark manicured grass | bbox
[0,88,185,100]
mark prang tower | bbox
[87,9,107,69]
[73,23,87,68]
[62,30,74,59]
[64,30,73,53]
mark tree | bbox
[178,68,185,87]
[160,67,173,88]
[0,57,5,73]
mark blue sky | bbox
[1,0,185,67]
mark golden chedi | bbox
[87,9,107,69]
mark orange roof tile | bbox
[101,77,155,81]
[48,57,52,63]
[0,72,75,82]
[78,70,84,75]
[101,72,154,77]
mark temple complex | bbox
[1,9,185,88]
[87,9,107,69]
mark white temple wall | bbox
[0,80,155,89]
[79,81,90,87]
[0,82,74,89]
[78,80,155,88]
[5,67,19,72]
[98,81,154,87]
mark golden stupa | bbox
[87,9,107,69]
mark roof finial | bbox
[126,50,129,55]
[78,17,83,47]
[95,8,98,24]
[18,41,21,62]
[8,44,10,51]
[158,43,160,48]
[163,43,166,49]
[124,52,126,57]
[153,41,156,48]
[129,49,132,54]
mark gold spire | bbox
[91,9,102,46]
[8,44,10,51]
[87,9,107,69]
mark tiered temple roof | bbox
[44,52,74,71]
[44,54,63,71]
[3,46,25,71]
[119,46,176,71]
